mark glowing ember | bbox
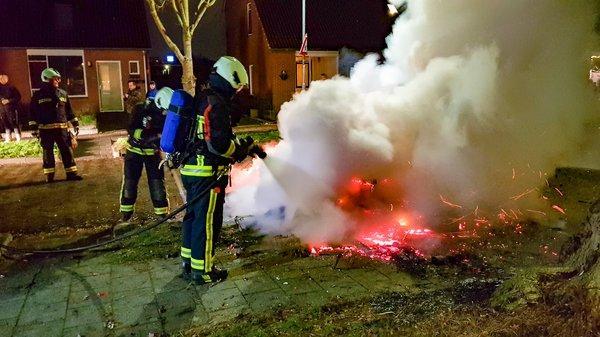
[551,205,566,215]
[439,194,463,209]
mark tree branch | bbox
[146,0,185,62]
[191,0,216,34]
[170,0,183,27]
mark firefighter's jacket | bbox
[181,74,240,177]
[127,101,166,156]
[29,83,77,129]
[0,84,21,114]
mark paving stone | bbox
[278,276,323,295]
[70,274,112,294]
[111,273,152,294]
[289,292,331,308]
[111,264,150,279]
[203,278,238,292]
[67,289,112,309]
[266,266,307,281]
[234,273,279,295]
[155,288,197,313]
[162,311,196,334]
[26,284,70,305]
[189,306,209,326]
[0,287,26,303]
[0,297,25,320]
[62,322,108,337]
[151,274,190,293]
[64,304,111,329]
[12,321,64,337]
[0,318,17,337]
[245,289,290,311]
[111,288,156,307]
[113,320,163,337]
[201,287,246,312]
[207,305,251,325]
[379,269,416,288]
[18,300,67,325]
[73,258,112,276]
[112,303,160,329]
[320,281,367,298]
[0,268,38,290]
[342,268,405,292]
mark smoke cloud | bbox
[226,0,600,244]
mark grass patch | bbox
[0,139,44,158]
[104,223,180,264]
[237,130,280,143]
[78,114,97,126]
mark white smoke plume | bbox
[226,0,600,244]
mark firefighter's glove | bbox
[71,120,80,135]
[30,123,39,139]
[232,136,253,163]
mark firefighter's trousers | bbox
[180,174,228,274]
[39,128,77,175]
[119,149,169,215]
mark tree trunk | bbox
[182,33,195,96]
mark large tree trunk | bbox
[182,32,195,95]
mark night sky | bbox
[144,1,227,61]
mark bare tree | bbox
[146,0,217,95]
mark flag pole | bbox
[302,0,307,91]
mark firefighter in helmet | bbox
[179,56,255,284]
[119,88,171,221]
[29,68,82,182]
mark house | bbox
[225,0,392,119]
[0,0,151,120]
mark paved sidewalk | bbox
[0,253,414,337]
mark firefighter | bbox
[0,74,22,142]
[180,56,253,284]
[119,88,171,222]
[29,68,82,182]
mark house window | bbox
[296,61,311,89]
[129,61,140,75]
[249,64,254,95]
[246,3,253,36]
[27,49,87,97]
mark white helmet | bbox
[155,87,174,110]
[213,56,249,90]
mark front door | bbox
[96,61,124,112]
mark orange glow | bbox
[439,194,463,209]
[551,205,566,215]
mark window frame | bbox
[26,49,88,98]
[246,2,253,36]
[129,60,140,75]
[249,64,254,95]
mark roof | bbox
[253,0,393,52]
[0,0,150,49]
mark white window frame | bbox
[246,2,253,36]
[249,64,254,95]
[26,49,88,98]
[129,60,140,75]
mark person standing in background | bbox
[0,74,22,142]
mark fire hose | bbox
[0,169,228,258]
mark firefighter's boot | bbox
[181,261,191,281]
[121,211,133,222]
[46,172,55,183]
[191,267,228,285]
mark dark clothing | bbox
[40,128,77,175]
[181,174,228,273]
[119,150,168,215]
[30,83,78,175]
[0,84,21,130]
[120,101,168,215]
[146,89,157,99]
[29,83,77,127]
[124,88,144,113]
[180,73,242,274]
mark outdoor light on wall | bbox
[279,70,288,80]
[166,55,175,63]
[86,61,92,67]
